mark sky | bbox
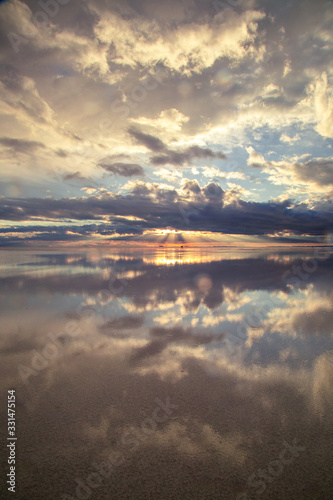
[0,0,333,247]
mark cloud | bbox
[100,315,145,335]
[251,154,333,195]
[310,72,333,139]
[0,137,45,154]
[201,167,246,180]
[130,325,226,363]
[292,307,333,337]
[128,127,226,166]
[93,4,265,75]
[294,158,333,187]
[99,162,145,177]
[1,184,333,241]
[246,146,266,169]
[150,145,226,166]
[128,128,165,153]
[63,171,89,182]
[0,0,333,245]
[182,179,201,195]
[155,167,182,182]
[202,182,224,202]
[280,133,300,144]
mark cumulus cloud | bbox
[1,182,333,244]
[0,0,333,244]
[182,179,201,195]
[203,182,224,202]
[93,4,265,75]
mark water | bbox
[1,247,333,499]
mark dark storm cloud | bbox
[99,162,145,177]
[128,127,226,166]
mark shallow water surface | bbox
[1,247,333,499]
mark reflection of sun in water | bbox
[140,230,220,265]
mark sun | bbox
[141,229,217,246]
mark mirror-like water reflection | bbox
[1,248,333,499]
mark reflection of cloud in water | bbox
[0,249,333,498]
[129,326,226,365]
[2,337,332,498]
